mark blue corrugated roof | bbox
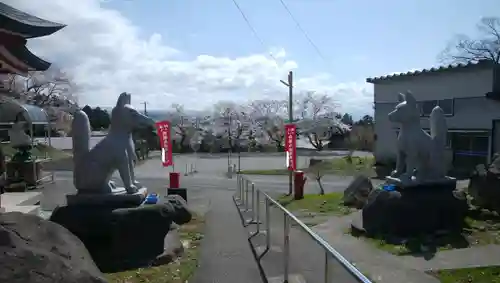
[0,96,48,124]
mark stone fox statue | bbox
[388,91,448,183]
[114,92,142,188]
[72,94,156,194]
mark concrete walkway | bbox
[313,211,500,283]
[190,190,263,283]
[313,214,440,283]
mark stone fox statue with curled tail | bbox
[72,93,156,194]
[388,91,448,183]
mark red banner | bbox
[156,120,173,167]
[285,124,296,171]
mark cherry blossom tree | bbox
[295,91,350,151]
[248,99,287,150]
[4,68,78,108]
[166,103,194,152]
[211,101,253,151]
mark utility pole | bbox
[227,108,232,171]
[280,71,294,195]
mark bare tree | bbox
[249,99,287,150]
[295,91,349,151]
[307,161,328,195]
[441,17,500,64]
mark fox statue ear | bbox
[116,92,131,107]
[403,91,417,106]
[397,92,405,102]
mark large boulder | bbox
[360,182,468,237]
[0,212,106,283]
[50,196,192,272]
[342,175,373,209]
[468,154,500,212]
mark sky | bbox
[5,0,500,119]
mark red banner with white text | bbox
[156,120,173,167]
[284,124,296,171]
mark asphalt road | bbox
[135,150,371,176]
[45,152,368,213]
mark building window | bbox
[420,99,454,116]
[421,101,437,116]
[451,132,489,174]
[438,99,454,115]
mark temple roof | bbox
[0,44,51,76]
[0,2,65,38]
[366,60,493,84]
[5,45,51,71]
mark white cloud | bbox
[5,0,373,118]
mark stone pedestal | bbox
[385,176,457,191]
[355,176,468,237]
[66,187,147,208]
[50,195,192,272]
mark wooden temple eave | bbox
[0,46,31,75]
[0,29,27,45]
[0,59,25,76]
[7,45,51,71]
[0,3,66,39]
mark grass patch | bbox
[429,266,500,283]
[349,208,500,256]
[240,156,375,176]
[278,192,354,216]
[0,142,71,161]
[105,215,205,283]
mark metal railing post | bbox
[250,183,255,220]
[240,176,244,204]
[266,197,271,250]
[256,195,271,261]
[324,251,329,283]
[245,180,250,212]
[255,189,260,232]
[236,175,241,200]
[284,213,290,283]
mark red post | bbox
[293,171,306,200]
[169,172,180,188]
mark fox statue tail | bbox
[71,110,91,164]
[430,106,447,176]
[430,106,447,148]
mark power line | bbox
[277,0,330,65]
[230,0,280,65]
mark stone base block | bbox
[49,201,192,272]
[167,188,187,202]
[360,179,468,237]
[66,187,147,208]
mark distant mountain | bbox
[146,110,169,121]
[101,107,210,122]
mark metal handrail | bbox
[234,174,372,283]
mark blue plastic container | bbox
[144,193,159,204]
[382,184,396,191]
